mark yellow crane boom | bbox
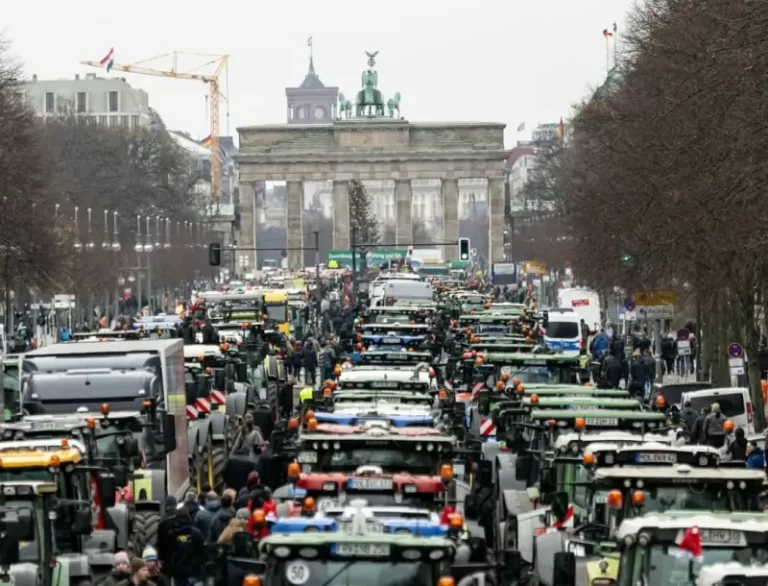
[81,52,229,205]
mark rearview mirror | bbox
[553,551,576,586]
[551,491,569,523]
[162,412,177,453]
[236,362,248,382]
[500,549,522,586]
[464,494,479,520]
[96,471,117,509]
[213,368,226,391]
[515,455,532,482]
[72,508,93,535]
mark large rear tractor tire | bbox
[203,444,228,492]
[128,509,162,555]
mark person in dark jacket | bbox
[201,319,217,345]
[236,472,261,509]
[302,338,318,386]
[164,507,206,585]
[600,352,623,389]
[728,427,749,461]
[182,491,199,521]
[116,557,153,586]
[193,492,220,541]
[680,401,699,432]
[102,551,131,586]
[209,491,236,542]
[692,406,711,444]
[156,496,180,574]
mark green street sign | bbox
[326,249,408,266]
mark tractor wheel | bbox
[128,509,161,555]
[204,444,228,491]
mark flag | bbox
[200,135,212,148]
[556,117,565,140]
[100,48,114,73]
[516,122,525,132]
[603,29,613,38]
[675,526,703,562]
[308,36,313,47]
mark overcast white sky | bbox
[4,0,635,146]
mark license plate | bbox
[382,337,401,344]
[636,452,677,464]
[337,520,384,534]
[335,543,390,556]
[347,478,393,490]
[297,451,317,464]
[585,418,618,427]
[371,382,399,389]
[317,498,338,511]
[698,529,743,545]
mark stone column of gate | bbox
[286,180,304,270]
[487,176,505,264]
[238,180,257,274]
[395,179,413,247]
[332,180,350,250]
[441,178,459,260]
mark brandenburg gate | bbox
[236,52,510,270]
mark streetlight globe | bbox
[73,241,83,252]
[112,242,122,252]
[102,241,111,250]
[128,273,136,283]
[144,243,154,253]
[117,276,126,286]
[163,242,171,249]
[86,241,95,251]
[134,243,144,253]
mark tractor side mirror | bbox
[96,472,117,509]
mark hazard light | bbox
[242,576,262,586]
[440,464,453,481]
[437,578,455,586]
[100,403,110,416]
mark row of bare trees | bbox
[526,0,768,426]
[0,37,210,310]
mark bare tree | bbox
[556,0,768,426]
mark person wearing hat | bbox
[141,547,168,586]
[102,551,131,586]
[116,558,151,586]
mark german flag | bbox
[200,135,212,148]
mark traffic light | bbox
[459,238,470,261]
[208,243,221,266]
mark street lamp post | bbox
[145,216,154,314]
[135,215,144,313]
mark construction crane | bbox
[81,52,229,206]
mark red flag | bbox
[676,526,703,561]
[603,29,614,38]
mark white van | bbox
[543,308,582,356]
[557,287,601,333]
[680,387,755,434]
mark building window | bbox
[131,115,139,128]
[108,91,119,112]
[44,92,55,113]
[121,115,129,127]
[76,92,87,113]
[99,116,107,127]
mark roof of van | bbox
[25,339,183,356]
[682,387,747,397]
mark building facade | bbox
[23,73,153,129]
